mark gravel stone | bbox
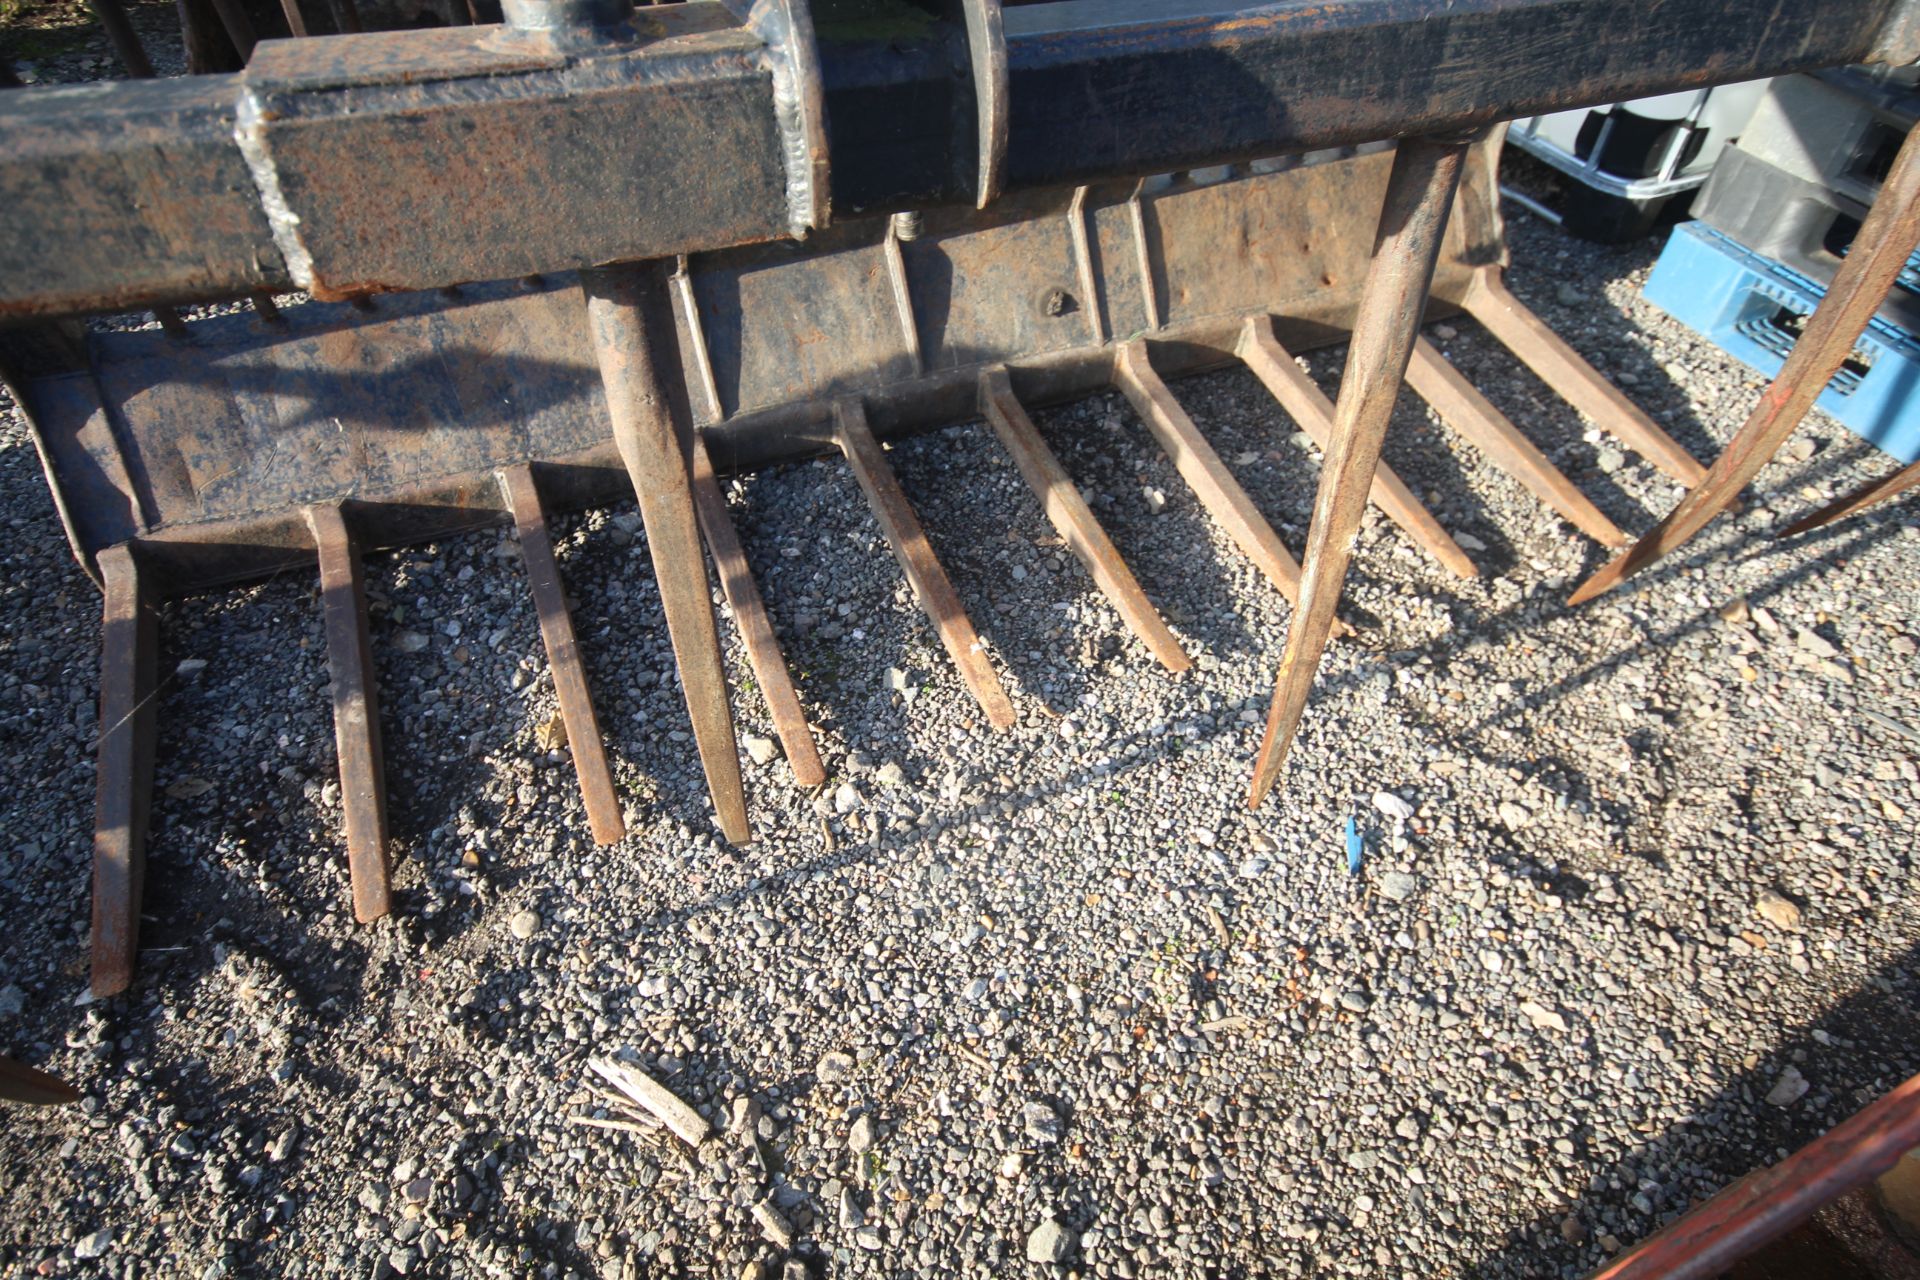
[1026,1217,1077,1264]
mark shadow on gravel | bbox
[603,483,1912,939]
[1468,940,1920,1278]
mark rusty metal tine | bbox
[1239,316,1479,579]
[581,262,752,845]
[1461,267,1707,488]
[499,464,626,846]
[1570,124,1920,606]
[1113,339,1308,607]
[305,503,393,922]
[1781,458,1920,536]
[207,0,258,60]
[89,544,157,999]
[688,434,829,788]
[0,1054,80,1106]
[84,0,155,78]
[978,367,1192,673]
[1405,336,1630,546]
[833,400,1018,729]
[277,0,309,37]
[1248,135,1472,810]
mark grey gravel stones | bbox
[847,1114,876,1154]
[1026,1216,1077,1264]
[1377,871,1419,902]
[1766,1066,1811,1107]
[3,132,1920,1280]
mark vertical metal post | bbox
[581,260,751,845]
[90,543,158,998]
[1570,121,1920,605]
[1247,134,1474,809]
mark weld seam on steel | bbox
[234,89,320,291]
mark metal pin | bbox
[1404,336,1628,546]
[1570,123,1920,605]
[978,367,1190,673]
[89,543,157,998]
[834,399,1016,728]
[688,434,828,787]
[500,464,626,845]
[1248,134,1474,809]
[1238,316,1478,579]
[580,260,751,845]
[306,502,393,921]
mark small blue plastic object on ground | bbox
[1643,221,1920,463]
[1345,814,1363,875]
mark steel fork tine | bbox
[1569,123,1920,606]
[581,261,752,845]
[89,543,158,997]
[1780,458,1920,537]
[1248,134,1475,809]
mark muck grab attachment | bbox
[2,0,1919,1002]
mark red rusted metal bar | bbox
[688,433,828,789]
[278,0,310,39]
[1570,121,1920,605]
[978,366,1191,674]
[84,0,156,78]
[207,0,258,60]
[500,463,627,846]
[1591,1073,1920,1280]
[1248,134,1472,810]
[1781,457,1920,536]
[1405,336,1629,546]
[0,1055,80,1106]
[581,260,752,845]
[89,543,157,999]
[1459,267,1709,489]
[1113,339,1307,607]
[834,399,1017,730]
[1238,315,1479,580]
[306,502,393,922]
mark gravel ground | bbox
[5,23,1920,1280]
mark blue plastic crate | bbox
[1642,220,1920,463]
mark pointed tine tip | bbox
[1567,558,1625,607]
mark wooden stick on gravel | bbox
[589,1058,713,1147]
